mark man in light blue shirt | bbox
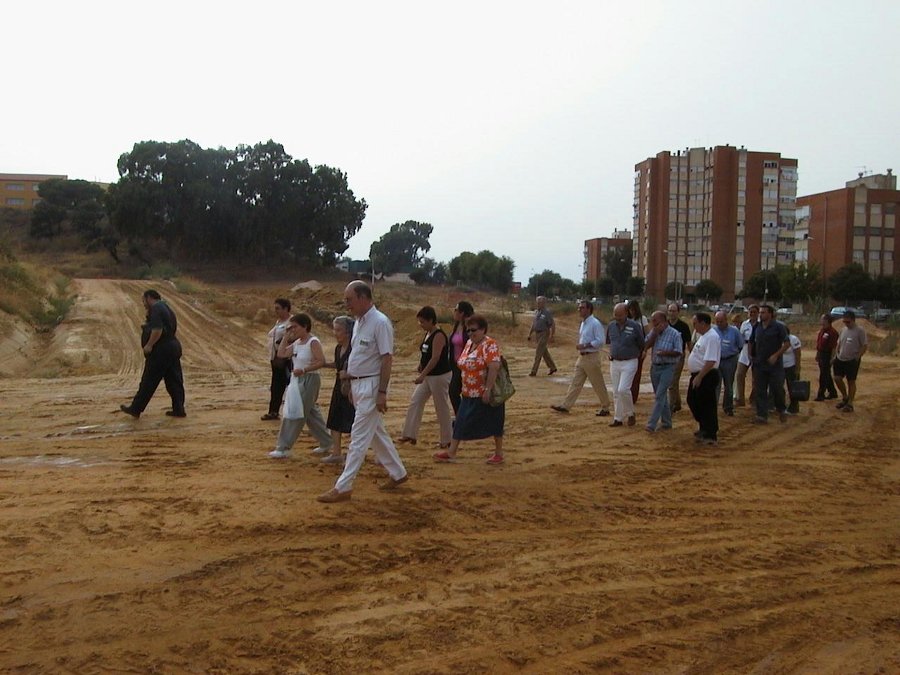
[551,300,611,415]
[643,311,683,431]
[714,310,744,416]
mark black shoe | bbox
[166,410,187,418]
[814,397,826,402]
[724,409,734,416]
[595,409,610,417]
[550,405,569,413]
[119,404,140,418]
[836,400,848,409]
[548,369,557,375]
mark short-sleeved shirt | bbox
[607,319,645,360]
[669,318,692,355]
[649,325,683,365]
[782,334,802,368]
[347,305,393,377]
[531,309,554,333]
[750,320,789,368]
[836,325,867,361]
[267,319,291,359]
[148,301,177,338]
[688,329,721,372]
[714,325,744,359]
[458,336,501,397]
[738,319,757,367]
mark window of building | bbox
[764,160,778,168]
[5,184,24,191]
[869,250,880,260]
[854,227,866,236]
[5,197,25,205]
[852,250,865,262]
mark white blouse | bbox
[291,336,321,372]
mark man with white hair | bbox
[605,302,645,427]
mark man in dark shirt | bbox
[607,302,645,427]
[814,314,839,401]
[120,289,186,418]
[748,304,789,424]
[666,303,692,414]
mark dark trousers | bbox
[716,355,738,413]
[784,365,800,413]
[267,360,291,415]
[816,350,837,399]
[687,369,720,440]
[130,339,185,414]
[449,362,462,414]
[752,363,785,420]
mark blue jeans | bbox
[716,355,739,413]
[647,363,676,430]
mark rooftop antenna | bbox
[856,165,872,178]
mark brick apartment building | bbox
[632,146,798,302]
[795,170,896,279]
[0,173,67,209]
[583,228,631,281]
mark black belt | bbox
[721,354,738,360]
[347,374,378,380]
[579,351,598,355]
[653,361,676,366]
[610,357,636,361]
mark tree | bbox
[625,276,645,297]
[31,179,120,259]
[664,281,686,301]
[602,244,632,293]
[409,257,448,285]
[695,279,723,304]
[595,277,615,297]
[873,274,899,308]
[777,263,821,305]
[738,269,781,302]
[526,269,578,298]
[369,220,433,275]
[447,250,515,293]
[827,263,875,304]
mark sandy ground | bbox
[1,279,898,674]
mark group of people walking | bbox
[119,284,868,503]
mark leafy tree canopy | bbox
[777,263,821,305]
[695,279,723,303]
[827,263,875,304]
[448,250,515,294]
[738,269,781,302]
[526,269,578,299]
[625,276,645,297]
[105,139,366,265]
[369,220,433,275]
[602,244,632,293]
[32,179,120,260]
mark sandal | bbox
[433,451,455,462]
[485,454,504,465]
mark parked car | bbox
[829,306,864,319]
[775,307,796,317]
[873,308,892,322]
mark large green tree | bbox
[777,263,821,305]
[603,244,632,293]
[625,276,645,297]
[739,269,781,302]
[369,220,433,275]
[526,269,577,298]
[695,279,723,303]
[827,263,875,304]
[105,139,366,264]
[448,250,515,293]
[31,179,120,259]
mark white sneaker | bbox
[268,449,291,459]
[320,454,344,465]
[311,447,330,455]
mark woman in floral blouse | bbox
[434,314,505,465]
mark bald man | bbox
[606,302,645,427]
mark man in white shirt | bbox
[782,327,803,414]
[317,281,408,503]
[735,304,759,407]
[687,312,721,445]
[550,300,611,416]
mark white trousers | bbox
[335,377,407,493]
[609,358,639,421]
[401,371,453,445]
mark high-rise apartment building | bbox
[795,170,896,279]
[583,229,631,281]
[0,173,67,209]
[633,146,797,301]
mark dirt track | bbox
[1,279,898,673]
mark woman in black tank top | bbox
[399,306,454,447]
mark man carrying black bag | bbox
[120,289,186,419]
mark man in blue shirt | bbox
[643,311,683,432]
[748,304,790,424]
[713,310,744,416]
[551,300,611,415]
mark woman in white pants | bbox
[399,306,453,448]
[268,313,333,459]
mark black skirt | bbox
[326,379,355,433]
[453,396,504,440]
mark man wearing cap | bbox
[606,302,645,427]
[833,310,868,413]
[527,295,557,376]
[551,300,611,416]
[713,310,744,417]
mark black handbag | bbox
[789,380,810,402]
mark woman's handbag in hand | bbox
[489,356,515,407]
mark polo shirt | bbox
[347,305,394,378]
[713,325,744,359]
[688,329,721,372]
[750,320,789,367]
[607,319,644,360]
[836,325,867,361]
[669,318,692,354]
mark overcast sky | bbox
[3,1,897,282]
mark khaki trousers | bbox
[560,352,611,410]
[530,332,557,375]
